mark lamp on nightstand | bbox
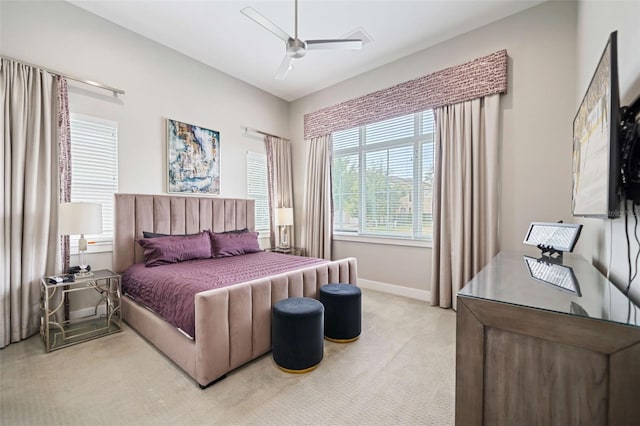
[275,207,293,250]
[59,202,103,277]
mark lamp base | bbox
[279,226,290,249]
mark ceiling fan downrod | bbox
[286,0,306,58]
[294,0,298,40]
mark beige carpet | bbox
[0,289,456,425]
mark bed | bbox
[113,193,357,387]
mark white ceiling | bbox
[69,0,545,102]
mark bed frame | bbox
[114,194,357,387]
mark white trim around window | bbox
[333,232,432,248]
[332,110,435,242]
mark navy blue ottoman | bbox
[272,297,324,373]
[319,283,362,343]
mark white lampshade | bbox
[59,202,103,236]
[275,207,294,226]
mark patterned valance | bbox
[304,49,508,140]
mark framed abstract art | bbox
[167,118,220,195]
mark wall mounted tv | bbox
[572,31,620,218]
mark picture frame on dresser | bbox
[167,118,220,195]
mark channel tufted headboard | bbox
[113,194,255,273]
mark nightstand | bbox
[40,269,122,352]
[269,246,306,256]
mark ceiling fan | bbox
[241,0,362,80]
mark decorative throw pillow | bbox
[136,231,212,267]
[142,231,177,239]
[223,228,249,234]
[143,228,246,238]
[209,231,262,258]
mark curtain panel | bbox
[302,135,333,260]
[1,59,65,348]
[430,94,500,310]
[304,50,507,139]
[264,136,295,248]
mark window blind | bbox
[332,127,359,151]
[365,114,414,145]
[69,114,118,245]
[247,151,270,233]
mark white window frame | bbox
[246,151,271,236]
[69,113,118,254]
[332,111,434,247]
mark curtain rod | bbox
[1,55,125,96]
[242,125,289,141]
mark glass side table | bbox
[268,246,307,256]
[40,269,122,352]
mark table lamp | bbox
[59,202,103,277]
[275,207,293,249]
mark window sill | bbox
[333,233,432,248]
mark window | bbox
[247,151,270,234]
[332,110,435,240]
[69,114,118,248]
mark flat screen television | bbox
[572,31,620,218]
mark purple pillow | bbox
[209,231,262,258]
[137,231,212,267]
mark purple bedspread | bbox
[122,251,327,338]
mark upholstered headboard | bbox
[113,194,255,273]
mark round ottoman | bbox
[272,297,324,373]
[319,283,362,343]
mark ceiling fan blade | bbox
[275,56,295,80]
[241,7,291,43]
[306,39,363,50]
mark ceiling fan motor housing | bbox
[287,38,307,58]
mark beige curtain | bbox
[265,136,294,248]
[302,134,332,259]
[1,59,62,348]
[430,94,500,310]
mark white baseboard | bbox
[69,305,107,320]
[357,278,430,301]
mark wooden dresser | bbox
[456,251,640,426]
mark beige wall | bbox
[0,1,288,243]
[1,1,288,197]
[1,1,289,309]
[575,0,640,304]
[290,1,577,292]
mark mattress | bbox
[122,251,327,338]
